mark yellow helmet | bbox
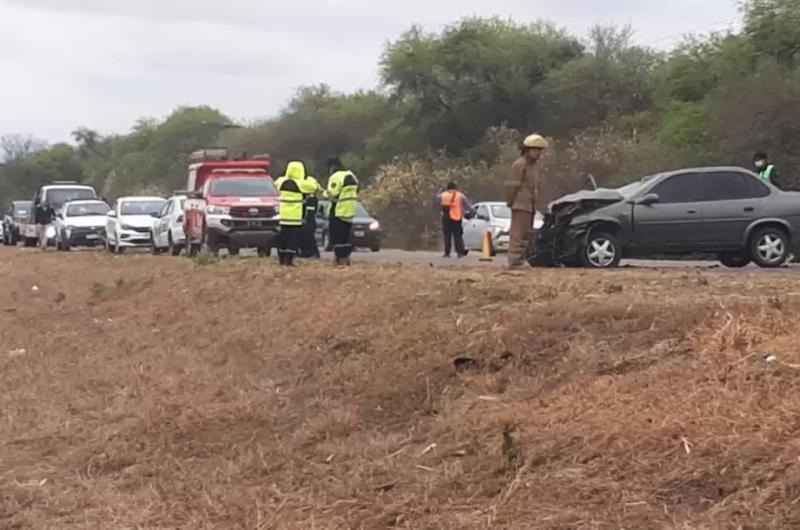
[523,134,549,149]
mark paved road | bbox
[334,248,800,271]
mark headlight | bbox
[120,223,135,231]
[369,220,380,231]
[46,226,56,238]
[206,205,230,215]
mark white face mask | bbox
[755,160,767,169]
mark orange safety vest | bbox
[441,190,464,222]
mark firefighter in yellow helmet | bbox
[275,161,316,266]
[505,134,549,268]
[325,157,359,265]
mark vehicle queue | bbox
[2,135,798,269]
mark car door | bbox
[633,172,705,251]
[106,202,118,243]
[155,201,171,247]
[463,205,483,249]
[698,171,766,248]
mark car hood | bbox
[65,215,107,227]
[207,196,279,207]
[119,215,156,228]
[549,189,624,210]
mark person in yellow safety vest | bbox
[275,161,316,266]
[301,173,322,259]
[505,133,549,268]
[754,151,782,190]
[324,157,359,265]
[436,181,474,258]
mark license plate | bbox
[86,234,99,239]
[354,231,365,237]
[247,221,261,228]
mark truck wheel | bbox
[370,244,380,253]
[23,237,37,248]
[750,226,789,268]
[257,247,270,257]
[229,247,241,256]
[201,230,220,256]
[581,232,622,269]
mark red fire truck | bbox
[183,149,280,256]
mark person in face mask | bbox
[754,151,782,190]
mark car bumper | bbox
[207,215,280,247]
[117,231,152,246]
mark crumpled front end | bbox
[528,191,624,267]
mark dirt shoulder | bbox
[2,248,800,529]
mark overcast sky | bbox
[0,0,740,143]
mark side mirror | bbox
[107,211,117,218]
[636,193,660,206]
[150,212,161,218]
[186,191,202,200]
[477,213,490,221]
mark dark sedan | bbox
[316,200,382,252]
[531,166,800,269]
[2,200,33,246]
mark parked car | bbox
[151,195,187,256]
[54,199,110,250]
[18,183,97,247]
[105,196,166,254]
[463,202,544,255]
[316,200,382,252]
[531,166,800,269]
[3,200,34,246]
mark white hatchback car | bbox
[463,202,544,254]
[54,199,110,250]
[151,195,187,255]
[105,196,166,254]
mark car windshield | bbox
[121,201,165,216]
[210,178,277,197]
[355,203,371,217]
[45,188,95,208]
[13,202,32,215]
[67,203,109,216]
[489,205,511,219]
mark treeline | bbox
[3,0,800,246]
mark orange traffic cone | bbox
[479,230,494,262]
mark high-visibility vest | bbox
[275,176,304,226]
[441,190,464,222]
[327,170,359,220]
[759,165,775,183]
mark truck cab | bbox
[18,182,97,247]
[183,149,280,256]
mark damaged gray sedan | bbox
[529,166,800,269]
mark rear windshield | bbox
[13,202,32,215]
[67,203,109,216]
[45,188,96,208]
[121,201,165,216]
[210,178,277,197]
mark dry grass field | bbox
[2,249,800,529]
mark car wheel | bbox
[370,243,380,253]
[718,251,751,268]
[257,247,270,258]
[114,233,125,255]
[150,237,160,255]
[750,226,789,268]
[581,232,622,269]
[169,233,182,256]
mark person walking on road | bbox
[275,161,315,266]
[505,134,549,268]
[325,157,359,266]
[34,198,54,250]
[436,182,474,258]
[300,172,322,258]
[754,151,782,190]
